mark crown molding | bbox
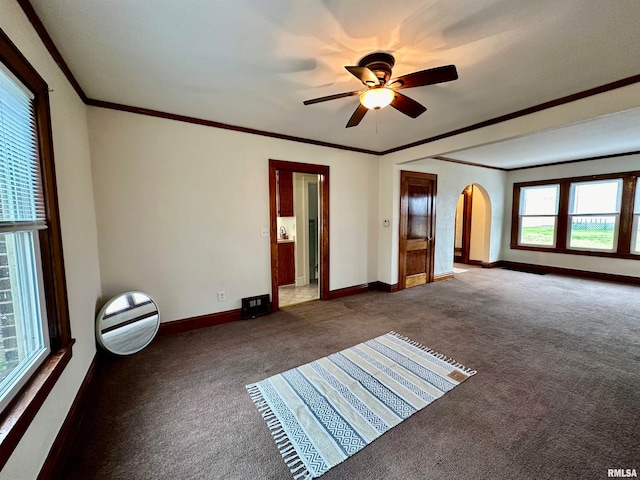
[431,156,508,171]
[84,99,379,155]
[17,0,87,102]
[380,74,640,156]
[16,0,640,166]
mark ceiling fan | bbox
[303,52,458,128]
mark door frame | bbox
[455,185,473,264]
[398,170,437,290]
[269,159,329,311]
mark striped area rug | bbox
[246,332,476,479]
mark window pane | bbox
[632,216,640,254]
[520,185,559,215]
[519,216,556,246]
[0,231,46,406]
[0,65,45,225]
[569,179,622,214]
[568,215,617,250]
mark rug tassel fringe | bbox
[245,383,313,480]
[388,331,477,375]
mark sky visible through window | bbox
[519,185,559,245]
[570,180,621,214]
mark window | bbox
[0,64,49,411]
[0,29,71,468]
[568,179,622,251]
[512,172,639,259]
[518,184,559,247]
[633,180,640,255]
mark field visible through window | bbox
[521,226,615,249]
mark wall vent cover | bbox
[241,294,272,320]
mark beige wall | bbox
[376,82,640,285]
[377,159,506,284]
[0,1,102,479]
[87,107,380,322]
[3,0,640,476]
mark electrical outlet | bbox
[217,291,226,302]
[261,227,269,237]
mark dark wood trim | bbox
[382,74,640,156]
[327,281,393,294]
[556,181,570,249]
[467,260,505,268]
[0,29,72,350]
[269,160,330,312]
[269,164,280,309]
[482,260,505,268]
[433,156,507,172]
[434,272,454,282]
[510,170,640,259]
[87,99,378,156]
[501,261,640,286]
[506,150,640,172]
[617,175,637,255]
[37,354,97,480]
[0,26,73,469]
[374,282,400,293]
[460,185,473,264]
[10,4,640,159]
[158,309,242,336]
[513,170,640,188]
[0,341,74,470]
[437,151,640,174]
[510,183,521,247]
[327,284,371,300]
[16,0,87,102]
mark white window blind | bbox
[0,65,45,231]
[0,63,48,411]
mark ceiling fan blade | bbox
[390,91,427,118]
[390,64,458,89]
[345,66,380,86]
[303,90,360,105]
[346,104,368,128]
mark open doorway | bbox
[454,185,473,264]
[453,184,492,268]
[269,160,329,311]
[277,173,320,307]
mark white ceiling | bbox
[448,107,640,169]
[29,0,640,166]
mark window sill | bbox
[510,244,640,260]
[0,339,74,469]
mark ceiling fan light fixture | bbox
[360,87,394,110]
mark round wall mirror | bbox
[96,291,160,355]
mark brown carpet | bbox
[62,267,640,479]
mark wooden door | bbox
[277,170,294,217]
[399,171,436,289]
[277,242,296,285]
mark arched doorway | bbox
[454,184,492,265]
